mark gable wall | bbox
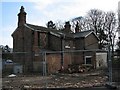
[85,34,99,49]
[23,26,33,52]
[12,27,25,66]
[12,26,34,73]
[12,27,24,52]
[23,27,34,72]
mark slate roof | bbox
[26,23,50,31]
[73,30,93,38]
[25,23,65,37]
[26,23,60,33]
[25,23,98,39]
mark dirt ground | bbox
[2,70,107,90]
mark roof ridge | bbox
[25,23,60,32]
[26,23,47,28]
[80,30,93,33]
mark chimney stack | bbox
[75,22,80,33]
[18,6,27,27]
[64,21,71,33]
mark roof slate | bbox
[26,23,60,32]
[25,23,96,39]
[73,30,93,38]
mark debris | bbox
[67,64,93,73]
[8,74,16,78]
[3,70,107,89]
[94,80,98,83]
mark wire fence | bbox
[1,50,120,89]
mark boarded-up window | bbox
[38,32,47,49]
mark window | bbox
[85,56,92,64]
[38,33,47,48]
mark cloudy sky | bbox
[1,0,120,48]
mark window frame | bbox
[85,56,92,64]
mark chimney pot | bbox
[18,6,27,27]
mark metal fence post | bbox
[108,35,112,85]
[44,52,47,88]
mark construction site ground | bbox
[2,70,108,90]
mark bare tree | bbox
[85,9,109,49]
[117,37,120,49]
[71,9,108,49]
[72,9,117,50]
[46,20,56,29]
[104,12,117,59]
[54,20,64,30]
[85,9,117,50]
[71,16,86,32]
